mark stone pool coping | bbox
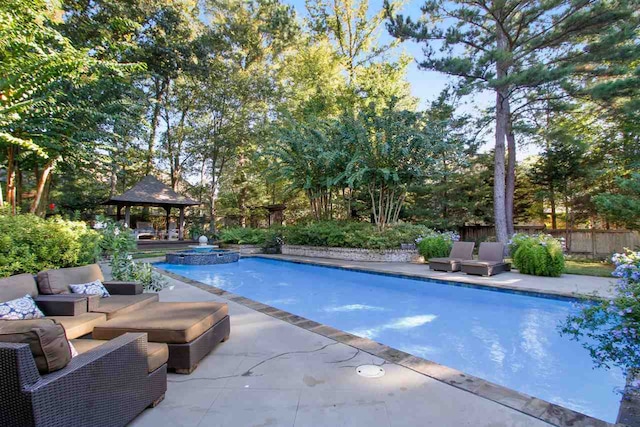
[153,265,629,427]
[253,254,612,301]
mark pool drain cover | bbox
[356,365,385,378]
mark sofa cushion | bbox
[92,294,159,320]
[0,274,39,303]
[48,312,107,339]
[92,302,228,344]
[71,338,169,373]
[0,318,72,373]
[37,264,104,295]
[69,280,111,298]
[0,294,45,320]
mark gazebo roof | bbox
[104,176,199,207]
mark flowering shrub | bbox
[561,250,640,393]
[508,233,565,277]
[96,217,167,292]
[416,230,460,260]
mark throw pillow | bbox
[69,280,110,298]
[0,294,45,320]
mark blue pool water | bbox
[156,258,625,422]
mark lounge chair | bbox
[0,333,167,427]
[460,242,511,276]
[0,274,168,427]
[428,242,475,272]
[135,221,156,240]
[37,264,159,320]
[38,265,230,374]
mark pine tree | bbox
[385,0,638,243]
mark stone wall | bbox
[220,244,264,254]
[281,245,423,263]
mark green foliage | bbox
[594,173,640,230]
[281,221,430,250]
[416,231,459,260]
[96,217,136,259]
[510,234,565,277]
[0,214,101,278]
[96,217,166,292]
[111,256,168,293]
[219,227,273,245]
[561,251,640,380]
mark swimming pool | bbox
[156,257,624,422]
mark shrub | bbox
[0,214,101,278]
[561,250,640,394]
[95,217,166,292]
[509,233,565,277]
[416,231,460,259]
[281,221,432,250]
[219,227,273,245]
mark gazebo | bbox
[104,176,199,240]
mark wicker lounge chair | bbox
[460,242,511,276]
[0,333,167,427]
[428,242,475,272]
[0,274,168,427]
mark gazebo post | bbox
[164,206,171,240]
[116,205,122,221]
[124,206,131,228]
[178,206,185,241]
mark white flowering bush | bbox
[97,217,167,292]
[561,250,640,393]
[415,230,460,260]
[508,233,565,277]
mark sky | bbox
[282,0,541,159]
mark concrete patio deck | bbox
[130,274,557,427]
[255,254,617,299]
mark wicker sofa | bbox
[0,274,167,427]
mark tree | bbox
[0,0,132,214]
[594,174,640,230]
[386,0,639,243]
[344,101,442,229]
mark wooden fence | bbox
[461,225,640,257]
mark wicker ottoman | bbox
[92,302,230,374]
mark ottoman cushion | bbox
[91,293,159,319]
[71,338,169,372]
[92,302,228,344]
[49,312,107,339]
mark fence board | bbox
[461,226,640,257]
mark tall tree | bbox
[386,0,638,243]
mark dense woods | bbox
[1,0,639,238]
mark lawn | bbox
[563,260,615,277]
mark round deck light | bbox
[356,365,385,378]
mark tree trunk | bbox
[550,188,557,229]
[146,78,168,175]
[493,28,509,245]
[493,88,509,244]
[108,161,118,216]
[6,146,16,214]
[505,112,516,236]
[209,166,217,233]
[30,160,56,214]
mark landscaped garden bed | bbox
[280,244,422,262]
